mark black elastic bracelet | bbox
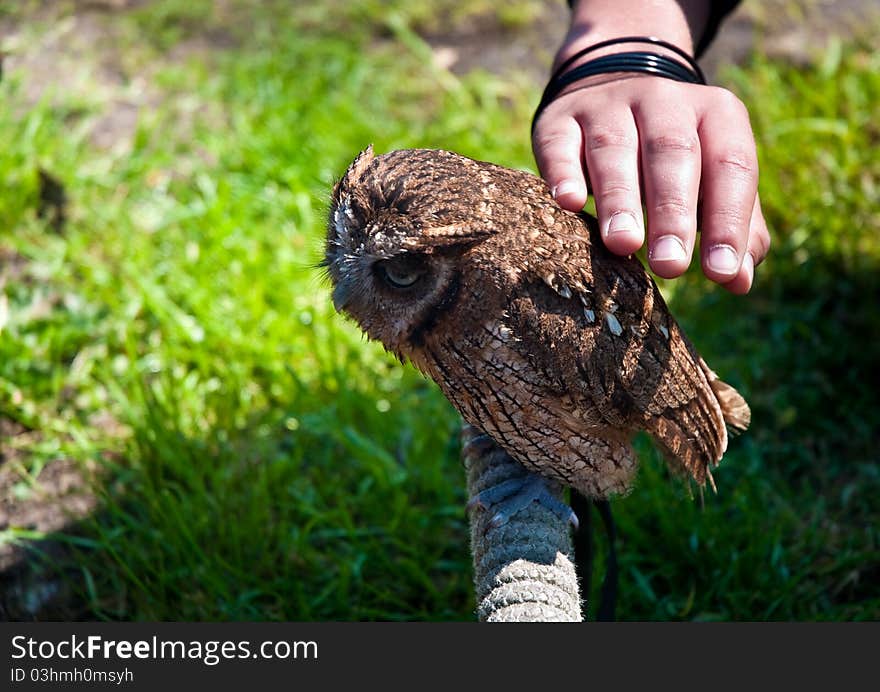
[551,36,706,85]
[550,52,701,95]
[532,36,707,133]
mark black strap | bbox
[570,490,595,620]
[595,499,618,622]
[571,491,618,621]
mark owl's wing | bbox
[502,217,740,483]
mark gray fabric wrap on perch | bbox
[461,423,582,622]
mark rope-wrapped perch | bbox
[461,423,582,622]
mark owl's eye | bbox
[376,259,425,289]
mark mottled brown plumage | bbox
[325,147,749,499]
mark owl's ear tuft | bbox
[332,145,376,204]
[348,145,375,179]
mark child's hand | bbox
[533,72,770,294]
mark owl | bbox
[325,146,749,506]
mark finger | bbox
[697,88,759,285]
[532,109,588,211]
[637,92,701,278]
[581,108,644,256]
[749,192,771,267]
[722,193,770,294]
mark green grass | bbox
[1,1,878,620]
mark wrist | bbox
[557,0,709,71]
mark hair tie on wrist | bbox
[532,36,707,134]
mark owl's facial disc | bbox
[330,244,462,360]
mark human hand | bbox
[533,75,770,294]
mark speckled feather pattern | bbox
[326,147,750,499]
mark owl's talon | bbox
[489,512,507,529]
[467,476,530,510]
[468,475,578,531]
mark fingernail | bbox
[606,211,639,237]
[742,252,755,287]
[650,235,687,263]
[552,180,580,200]
[707,244,740,275]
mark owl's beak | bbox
[331,278,354,313]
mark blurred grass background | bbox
[0,0,877,621]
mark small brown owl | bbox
[325,147,749,505]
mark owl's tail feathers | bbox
[648,361,750,491]
[649,414,715,486]
[700,359,751,433]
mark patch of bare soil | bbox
[423,6,568,82]
[1,403,101,618]
[423,1,878,82]
[0,443,98,620]
[701,0,878,77]
[0,451,97,572]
